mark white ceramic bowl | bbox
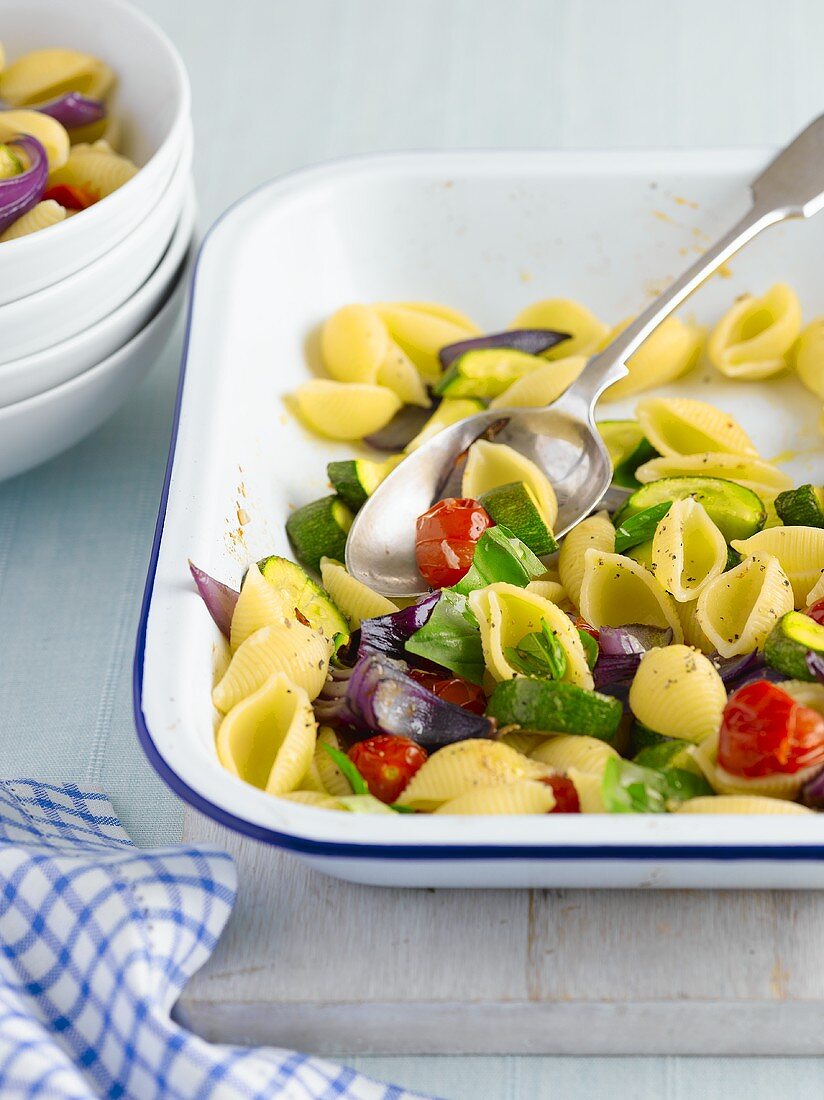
[0,248,188,481]
[0,0,190,304]
[0,124,192,365]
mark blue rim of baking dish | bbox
[132,152,824,863]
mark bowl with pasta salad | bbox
[0,0,190,302]
[136,149,824,888]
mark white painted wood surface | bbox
[179,809,824,1054]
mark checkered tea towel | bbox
[0,780,432,1100]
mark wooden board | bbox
[176,809,824,1055]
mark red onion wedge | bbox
[438,328,571,369]
[35,93,106,130]
[188,561,239,638]
[0,134,48,235]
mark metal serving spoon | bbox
[346,115,824,597]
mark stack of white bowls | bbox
[0,0,194,480]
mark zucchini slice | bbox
[434,348,543,399]
[764,610,824,681]
[597,419,659,489]
[630,722,674,752]
[285,496,354,574]
[327,455,402,511]
[612,476,766,542]
[633,737,704,778]
[486,678,623,741]
[478,481,558,556]
[257,554,349,639]
[774,484,824,528]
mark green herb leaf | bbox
[319,741,369,796]
[577,628,599,670]
[613,501,672,554]
[405,589,485,683]
[452,525,544,596]
[504,620,568,680]
[601,757,711,813]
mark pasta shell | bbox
[525,579,568,605]
[781,680,824,716]
[377,300,480,333]
[708,284,801,380]
[47,145,138,197]
[462,439,558,529]
[731,527,824,608]
[675,796,813,815]
[230,562,290,651]
[293,380,402,440]
[600,315,702,401]
[0,199,65,242]
[376,342,431,407]
[279,791,344,811]
[567,767,606,812]
[0,110,69,171]
[213,620,332,712]
[695,732,819,801]
[320,557,398,628]
[530,734,620,774]
[807,570,824,605]
[0,48,113,106]
[636,397,758,458]
[315,727,354,798]
[499,731,545,755]
[794,318,824,399]
[510,299,609,358]
[558,511,615,610]
[651,498,727,602]
[489,356,586,409]
[216,673,317,795]
[635,452,792,499]
[578,549,684,641]
[434,779,556,815]
[628,645,726,743]
[468,582,594,689]
[695,552,794,657]
[676,599,715,654]
[320,304,390,383]
[397,740,550,811]
[374,304,477,382]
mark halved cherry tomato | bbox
[408,668,487,714]
[415,497,492,588]
[718,679,824,777]
[42,183,98,210]
[541,775,581,813]
[572,615,599,641]
[805,597,824,626]
[349,734,428,803]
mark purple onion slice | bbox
[598,624,673,657]
[189,561,239,638]
[358,593,440,663]
[364,403,435,451]
[806,652,824,684]
[35,92,106,129]
[0,134,48,235]
[438,328,570,368]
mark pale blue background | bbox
[2,1,824,1095]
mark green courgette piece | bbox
[258,554,349,638]
[485,678,623,742]
[764,610,824,681]
[774,484,824,528]
[601,757,712,813]
[613,501,672,554]
[285,496,353,574]
[633,738,704,778]
[630,722,673,752]
[434,348,543,399]
[478,481,558,555]
[612,476,765,542]
[597,419,660,489]
[327,456,402,511]
[725,545,742,572]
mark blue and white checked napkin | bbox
[0,780,431,1100]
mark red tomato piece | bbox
[43,183,99,210]
[349,734,428,803]
[408,668,488,715]
[541,775,581,813]
[572,615,599,641]
[718,679,824,777]
[414,497,493,588]
[805,597,824,626]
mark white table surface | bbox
[3,0,824,1095]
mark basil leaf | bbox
[601,757,712,813]
[405,589,485,684]
[452,525,544,596]
[614,501,672,554]
[577,628,599,670]
[504,621,568,680]
[319,742,369,796]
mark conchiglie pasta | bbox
[378,300,480,333]
[216,672,317,795]
[434,779,556,815]
[530,734,620,774]
[675,796,813,815]
[280,791,344,811]
[0,199,65,242]
[600,315,702,401]
[314,726,354,798]
[636,397,758,458]
[567,767,607,812]
[780,680,824,716]
[0,110,69,171]
[319,557,397,628]
[462,439,558,529]
[468,582,594,689]
[499,730,545,755]
[806,570,824,605]
[695,552,794,657]
[213,620,332,712]
[578,549,684,641]
[489,356,586,409]
[0,48,114,105]
[651,498,727,602]
[628,645,726,743]
[376,343,431,407]
[293,380,402,440]
[731,526,824,608]
[794,318,824,399]
[320,304,390,383]
[510,299,609,358]
[230,562,290,651]
[397,740,550,811]
[708,283,801,380]
[693,732,818,801]
[676,598,715,654]
[635,453,792,499]
[557,511,615,609]
[525,579,569,606]
[374,304,476,382]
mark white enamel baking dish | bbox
[135,150,824,888]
